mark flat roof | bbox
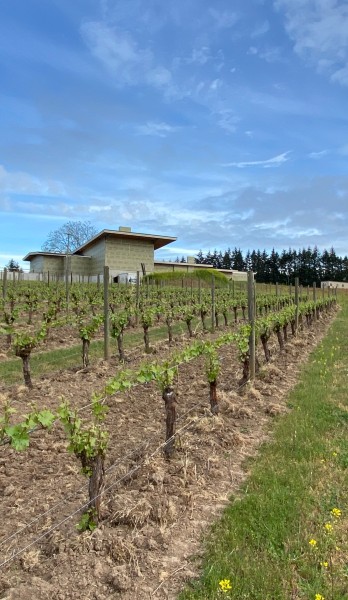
[23,252,91,261]
[154,261,215,268]
[74,229,177,253]
[23,251,65,261]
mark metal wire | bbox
[0,407,212,570]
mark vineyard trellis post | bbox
[295,277,299,333]
[2,267,7,300]
[247,271,256,380]
[211,275,215,332]
[103,266,110,360]
[135,270,140,325]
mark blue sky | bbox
[1,0,348,268]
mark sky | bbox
[1,0,348,269]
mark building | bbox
[23,227,176,281]
[21,226,247,282]
[321,281,348,290]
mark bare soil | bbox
[0,310,336,600]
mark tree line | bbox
[195,246,348,286]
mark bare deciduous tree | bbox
[41,221,98,253]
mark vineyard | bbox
[0,276,338,600]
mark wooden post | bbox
[211,275,215,332]
[2,267,7,300]
[295,277,299,334]
[313,282,316,302]
[47,270,50,286]
[65,257,70,313]
[97,273,100,289]
[103,266,110,361]
[247,271,256,380]
[276,282,279,297]
[163,386,177,459]
[135,270,140,326]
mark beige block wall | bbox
[69,255,91,275]
[154,263,195,273]
[29,256,44,272]
[82,238,106,274]
[106,238,154,274]
[43,256,65,274]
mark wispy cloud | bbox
[80,21,172,89]
[221,151,291,168]
[208,8,239,29]
[251,21,270,38]
[275,0,348,86]
[136,121,179,137]
[0,165,67,197]
[308,150,328,159]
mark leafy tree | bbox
[41,220,98,253]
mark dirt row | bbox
[0,308,337,600]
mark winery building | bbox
[22,226,245,282]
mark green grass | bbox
[179,298,348,600]
[0,319,197,385]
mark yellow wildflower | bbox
[309,539,317,547]
[315,594,325,600]
[331,508,342,518]
[219,579,232,593]
[332,452,338,457]
[324,523,333,533]
[320,561,328,568]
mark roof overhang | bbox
[23,252,92,261]
[23,252,66,261]
[74,229,177,253]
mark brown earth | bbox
[0,309,337,600]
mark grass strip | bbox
[0,320,194,385]
[179,300,348,600]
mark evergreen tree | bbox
[231,247,245,271]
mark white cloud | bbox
[222,151,291,168]
[88,204,112,212]
[275,0,348,85]
[0,165,66,197]
[80,21,172,89]
[308,150,328,159]
[251,21,270,37]
[210,78,222,90]
[165,247,200,255]
[136,121,179,137]
[253,218,291,230]
[187,46,211,65]
[215,109,239,133]
[208,8,239,29]
[248,46,258,55]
